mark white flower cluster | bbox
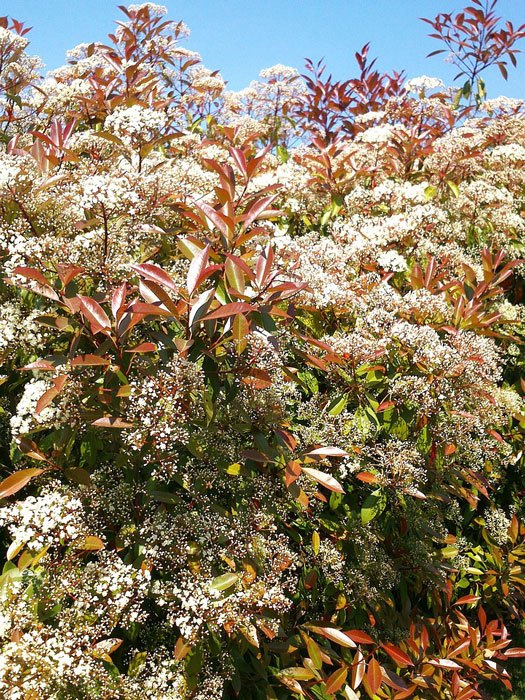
[0,301,47,357]
[104,105,167,145]
[127,2,168,15]
[9,379,62,439]
[125,356,205,452]
[377,249,408,272]
[404,75,445,93]
[0,488,86,550]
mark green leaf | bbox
[210,572,240,591]
[361,489,387,525]
[327,395,347,416]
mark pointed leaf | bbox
[325,667,348,695]
[187,244,210,295]
[0,469,44,499]
[366,657,382,696]
[302,467,344,493]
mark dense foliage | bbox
[0,1,524,698]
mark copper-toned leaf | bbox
[310,626,356,648]
[174,637,192,661]
[13,266,50,287]
[366,657,383,696]
[346,630,375,645]
[453,595,481,606]
[131,263,178,293]
[17,437,48,462]
[71,354,110,367]
[355,472,379,484]
[124,342,157,353]
[20,359,58,372]
[302,467,344,493]
[78,296,111,334]
[186,244,210,295]
[35,375,67,416]
[255,244,275,287]
[381,643,414,667]
[203,302,253,320]
[91,417,133,428]
[241,193,280,229]
[127,302,173,317]
[0,468,44,499]
[504,648,525,658]
[325,667,348,695]
[111,282,127,320]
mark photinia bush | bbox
[0,2,523,698]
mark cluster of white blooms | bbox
[0,488,86,550]
[0,152,32,195]
[59,551,151,629]
[0,300,47,357]
[482,96,525,114]
[127,2,168,15]
[125,356,205,452]
[77,173,141,214]
[356,123,397,144]
[0,553,151,698]
[104,105,167,145]
[0,26,42,90]
[404,75,445,93]
[377,249,408,272]
[9,379,62,439]
[484,507,512,546]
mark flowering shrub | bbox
[0,2,524,698]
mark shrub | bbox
[0,2,524,698]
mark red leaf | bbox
[56,264,84,286]
[366,657,383,696]
[127,302,173,317]
[0,468,44,499]
[71,354,110,367]
[125,342,157,353]
[310,626,356,648]
[241,193,281,230]
[13,266,50,287]
[302,467,344,493]
[356,472,379,484]
[187,244,210,295]
[35,375,67,415]
[377,400,395,412]
[255,244,275,287]
[20,360,57,372]
[306,446,349,458]
[346,630,375,645]
[325,667,348,695]
[381,643,414,667]
[111,282,127,320]
[203,302,253,320]
[131,263,178,293]
[78,296,111,334]
[504,648,525,658]
[453,595,481,606]
[91,417,133,428]
[196,201,231,237]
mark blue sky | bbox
[3,0,525,97]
